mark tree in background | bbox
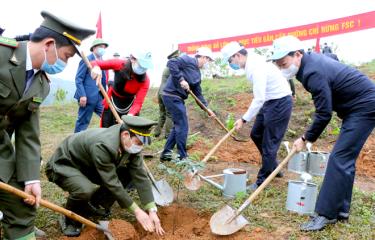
[54,87,68,103]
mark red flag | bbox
[96,12,102,38]
[315,37,320,53]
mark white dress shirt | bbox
[242,52,292,122]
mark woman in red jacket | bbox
[91,51,153,127]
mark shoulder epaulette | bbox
[0,36,19,48]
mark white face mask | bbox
[125,143,143,154]
[281,63,299,79]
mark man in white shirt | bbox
[221,42,293,191]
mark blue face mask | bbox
[229,63,240,70]
[41,42,66,74]
[96,47,105,57]
[132,62,147,75]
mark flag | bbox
[315,37,320,53]
[96,12,102,38]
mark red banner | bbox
[178,11,375,54]
[96,12,102,38]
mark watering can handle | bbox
[228,148,297,222]
[283,141,290,154]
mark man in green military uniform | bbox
[153,50,181,138]
[0,11,94,240]
[45,115,165,237]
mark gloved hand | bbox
[90,66,102,86]
[180,79,190,90]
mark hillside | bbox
[33,65,375,239]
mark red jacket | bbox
[91,59,150,115]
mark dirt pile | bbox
[59,219,139,240]
[58,205,271,240]
[135,204,257,240]
[357,135,375,177]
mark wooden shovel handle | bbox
[228,148,297,222]
[202,127,236,164]
[187,89,230,133]
[81,52,123,124]
[0,182,99,229]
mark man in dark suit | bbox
[74,38,108,132]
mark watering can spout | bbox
[199,174,224,191]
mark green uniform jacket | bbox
[157,67,170,96]
[45,124,154,209]
[0,41,50,183]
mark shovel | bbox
[142,159,174,206]
[187,89,249,142]
[184,128,236,191]
[0,182,114,240]
[81,52,174,206]
[209,148,297,235]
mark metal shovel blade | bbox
[210,205,249,236]
[151,179,174,206]
[98,221,114,240]
[183,171,202,191]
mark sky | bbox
[2,0,375,86]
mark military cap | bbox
[167,49,181,59]
[121,115,157,145]
[113,52,120,57]
[90,38,109,51]
[40,10,95,54]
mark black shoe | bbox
[59,216,81,237]
[300,215,337,231]
[88,201,111,217]
[247,183,258,192]
[337,212,349,222]
[160,151,173,162]
[276,171,284,178]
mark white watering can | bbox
[199,168,248,198]
[283,141,330,176]
[286,172,318,215]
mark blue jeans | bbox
[161,95,189,159]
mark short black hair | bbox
[287,49,305,57]
[30,26,71,47]
[238,48,248,56]
[15,33,32,41]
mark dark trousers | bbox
[154,94,173,138]
[250,96,293,186]
[74,97,103,133]
[315,111,375,219]
[161,95,189,159]
[0,175,36,239]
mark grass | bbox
[34,64,375,239]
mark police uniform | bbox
[45,115,157,236]
[154,50,180,138]
[0,11,94,239]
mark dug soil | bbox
[59,205,280,240]
[189,92,375,178]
